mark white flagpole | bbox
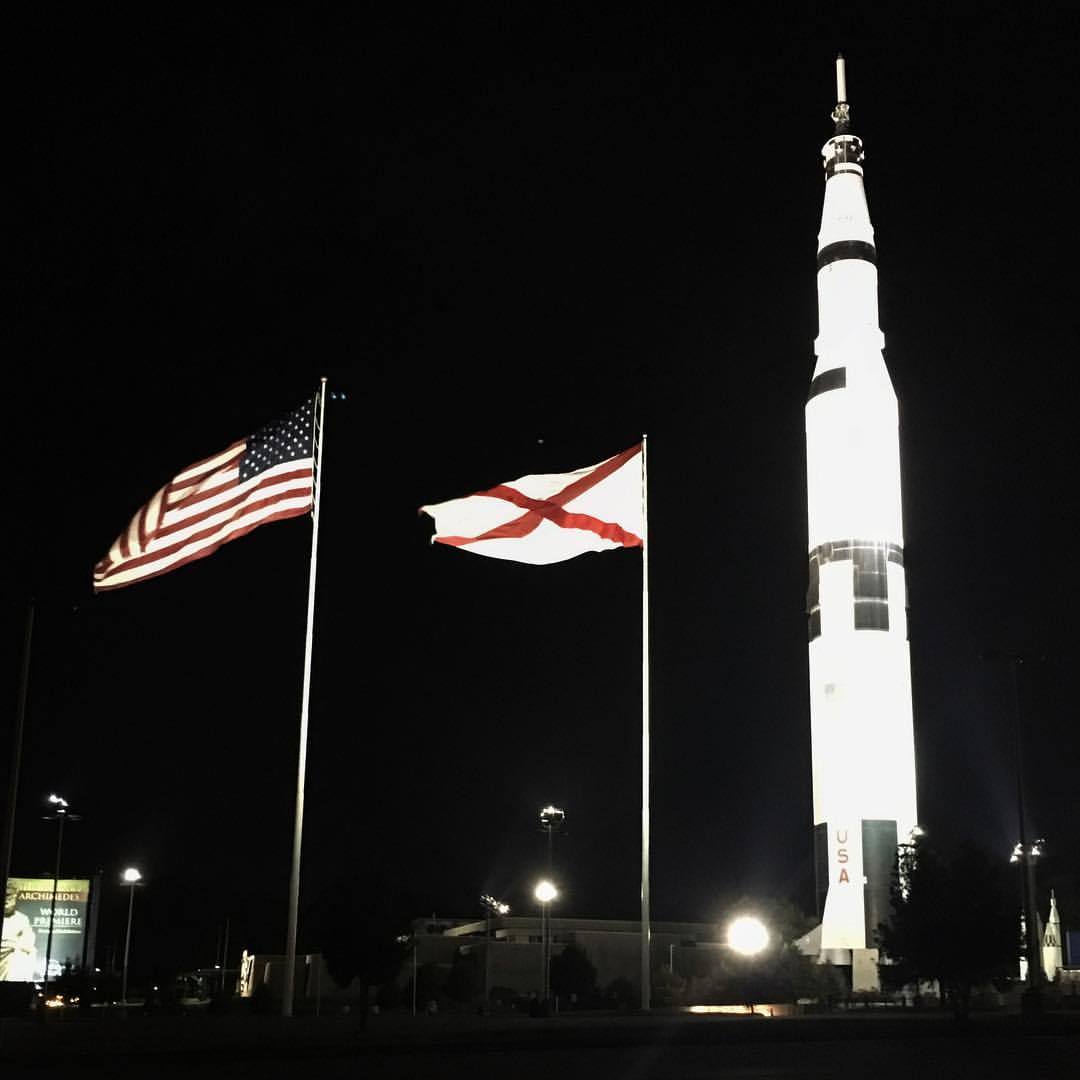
[283,377,327,1019]
[640,433,651,1011]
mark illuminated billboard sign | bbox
[2,877,91,982]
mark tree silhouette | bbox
[550,943,597,1003]
[877,836,1017,1017]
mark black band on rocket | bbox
[810,539,904,570]
[806,539,905,641]
[816,240,876,270]
[807,367,846,402]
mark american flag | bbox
[93,399,316,592]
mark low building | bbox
[409,914,727,999]
[238,949,342,1004]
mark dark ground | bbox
[3,1009,1078,1078]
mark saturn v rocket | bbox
[805,57,919,967]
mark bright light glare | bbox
[689,1004,771,1016]
[481,894,511,916]
[122,867,142,884]
[727,916,769,956]
[534,880,557,904]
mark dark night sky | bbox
[5,7,1079,977]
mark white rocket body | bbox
[805,70,919,954]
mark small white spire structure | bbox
[1042,891,1063,981]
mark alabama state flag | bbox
[420,444,643,565]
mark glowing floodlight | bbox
[727,915,769,957]
[534,880,558,904]
[481,893,510,917]
[122,867,142,884]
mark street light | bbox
[1010,838,1046,984]
[713,914,771,1017]
[1010,839,1045,864]
[121,867,143,1006]
[41,794,80,1002]
[394,934,417,1016]
[480,894,510,1010]
[539,806,565,875]
[982,650,1043,1010]
[726,915,769,957]
[536,806,565,1007]
[534,880,558,1006]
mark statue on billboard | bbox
[1,879,38,982]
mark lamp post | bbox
[121,867,143,1006]
[1010,839,1045,986]
[534,880,558,1007]
[219,916,230,996]
[725,915,770,1016]
[539,806,565,876]
[983,651,1043,1010]
[41,794,80,1002]
[537,806,564,1009]
[394,934,416,1016]
[480,894,510,1011]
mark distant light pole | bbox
[1011,839,1046,984]
[121,867,143,1005]
[539,806,565,876]
[41,794,80,1002]
[534,880,558,1005]
[219,916,230,996]
[394,933,416,1016]
[480,894,510,1010]
[983,650,1043,1010]
[537,805,565,1007]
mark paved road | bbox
[3,1010,1078,1077]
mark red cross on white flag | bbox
[420,443,644,564]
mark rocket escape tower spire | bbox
[804,56,920,986]
[831,53,850,134]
